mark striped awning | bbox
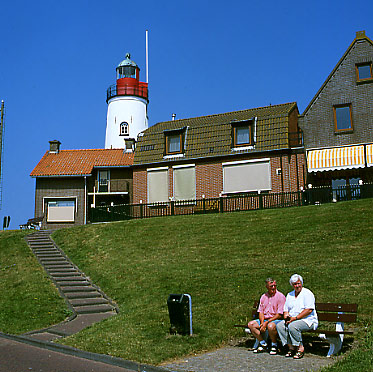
[307,145,365,172]
[366,144,373,167]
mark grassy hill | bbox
[51,199,373,367]
[0,230,68,333]
[1,199,372,370]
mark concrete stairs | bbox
[24,230,118,341]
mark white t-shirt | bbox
[284,287,318,329]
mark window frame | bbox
[119,122,129,136]
[355,62,373,83]
[98,170,110,192]
[147,167,169,204]
[231,119,255,148]
[222,158,271,194]
[46,198,76,223]
[172,164,196,202]
[333,104,354,133]
[165,130,184,155]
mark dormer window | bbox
[356,62,373,82]
[164,129,185,155]
[120,122,129,136]
[232,119,255,148]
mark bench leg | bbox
[319,322,344,357]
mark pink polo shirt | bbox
[258,290,286,319]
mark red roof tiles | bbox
[30,149,134,177]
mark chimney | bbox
[356,30,366,39]
[172,113,176,121]
[49,140,61,154]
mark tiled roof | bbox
[31,149,134,177]
[134,102,298,165]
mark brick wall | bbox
[300,39,373,149]
[132,151,306,203]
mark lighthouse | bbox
[105,53,149,150]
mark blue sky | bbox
[0,0,372,229]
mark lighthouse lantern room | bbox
[105,53,148,150]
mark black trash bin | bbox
[167,293,192,335]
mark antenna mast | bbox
[0,100,5,210]
[146,30,149,84]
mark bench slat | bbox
[318,312,357,322]
[305,329,354,335]
[316,303,358,313]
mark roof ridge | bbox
[154,102,297,126]
[55,148,127,152]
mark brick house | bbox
[30,141,133,229]
[299,31,373,189]
[132,102,305,204]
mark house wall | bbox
[132,151,306,203]
[299,39,373,149]
[299,36,373,187]
[35,177,85,230]
[88,168,133,202]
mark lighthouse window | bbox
[120,122,129,136]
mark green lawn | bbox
[0,230,68,334]
[49,198,373,368]
[1,199,372,370]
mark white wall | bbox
[105,96,148,149]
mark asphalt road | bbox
[0,336,146,372]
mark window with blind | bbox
[223,160,271,193]
[173,165,196,201]
[147,168,169,203]
[47,200,75,222]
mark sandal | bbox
[293,351,304,359]
[285,350,294,357]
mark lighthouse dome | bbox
[116,53,139,79]
[117,53,138,68]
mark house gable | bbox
[300,31,373,150]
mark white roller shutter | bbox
[223,159,271,193]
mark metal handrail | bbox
[106,84,148,101]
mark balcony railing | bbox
[107,84,148,102]
[94,180,130,193]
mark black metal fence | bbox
[89,183,373,223]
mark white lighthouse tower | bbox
[105,53,149,150]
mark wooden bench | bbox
[19,216,43,230]
[235,301,358,357]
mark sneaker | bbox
[253,345,267,353]
[269,346,277,355]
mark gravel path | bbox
[162,346,335,372]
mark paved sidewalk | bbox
[0,336,135,372]
[162,346,335,372]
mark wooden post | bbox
[219,195,224,213]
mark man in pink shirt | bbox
[247,278,286,355]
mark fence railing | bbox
[89,183,373,223]
[106,84,148,101]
